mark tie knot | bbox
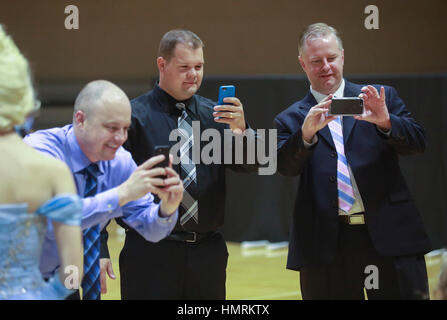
[176,102,186,110]
[84,163,100,179]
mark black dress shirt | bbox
[119,83,259,234]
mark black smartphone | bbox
[329,97,364,116]
[153,145,170,179]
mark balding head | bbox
[73,80,132,162]
[74,80,130,120]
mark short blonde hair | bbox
[0,25,34,132]
[299,23,343,55]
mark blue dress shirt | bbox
[24,124,178,277]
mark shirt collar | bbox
[152,82,195,114]
[310,78,345,103]
[66,124,104,175]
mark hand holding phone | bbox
[218,85,235,105]
[214,85,246,132]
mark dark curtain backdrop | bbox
[35,74,447,248]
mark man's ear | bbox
[74,110,86,128]
[156,56,166,72]
[298,55,306,71]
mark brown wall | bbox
[1,0,446,81]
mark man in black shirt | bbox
[101,29,260,299]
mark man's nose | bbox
[187,68,197,79]
[115,129,127,143]
[322,59,330,71]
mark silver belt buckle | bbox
[348,214,365,225]
[186,232,197,243]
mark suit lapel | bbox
[320,120,335,149]
[300,91,335,149]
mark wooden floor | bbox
[101,220,444,300]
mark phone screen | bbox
[329,98,364,116]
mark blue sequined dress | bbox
[0,194,82,300]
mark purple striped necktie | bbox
[327,116,356,213]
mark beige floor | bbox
[101,220,444,300]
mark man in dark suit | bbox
[274,23,431,299]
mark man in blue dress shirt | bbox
[24,80,183,297]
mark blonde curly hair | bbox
[0,25,34,132]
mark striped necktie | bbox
[327,117,356,213]
[176,103,199,227]
[81,163,101,300]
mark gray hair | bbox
[298,23,343,55]
[158,29,204,61]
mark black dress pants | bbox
[119,230,228,300]
[299,219,429,300]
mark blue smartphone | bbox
[218,85,235,105]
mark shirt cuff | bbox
[157,206,178,224]
[303,135,318,149]
[376,125,392,137]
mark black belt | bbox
[165,231,214,243]
[339,213,365,225]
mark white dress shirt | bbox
[305,79,365,215]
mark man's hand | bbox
[213,97,246,134]
[355,85,391,130]
[302,94,336,143]
[100,258,116,294]
[157,166,184,217]
[116,155,167,206]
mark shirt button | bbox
[330,152,336,158]
[329,176,336,182]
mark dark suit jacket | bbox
[274,80,431,271]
